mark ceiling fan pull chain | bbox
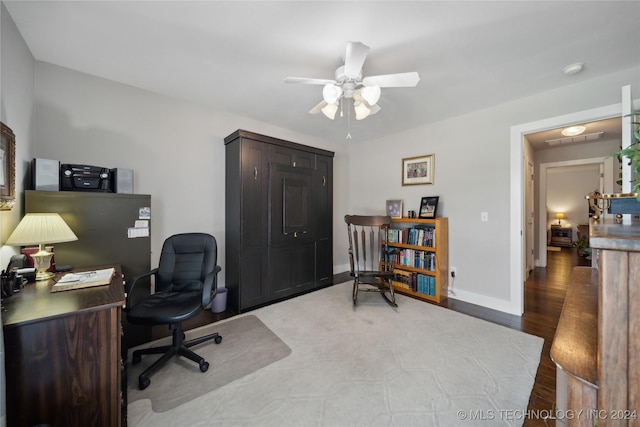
[346,98,352,139]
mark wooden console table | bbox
[551,219,640,426]
[550,226,573,247]
[2,264,125,427]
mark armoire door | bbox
[314,155,333,286]
[239,139,269,309]
[269,163,315,296]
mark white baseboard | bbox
[447,288,522,316]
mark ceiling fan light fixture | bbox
[561,125,586,136]
[354,101,370,120]
[322,84,343,104]
[361,85,381,105]
[321,102,338,120]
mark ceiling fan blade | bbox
[284,77,336,85]
[309,100,327,114]
[362,72,420,88]
[343,41,369,79]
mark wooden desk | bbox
[2,264,125,427]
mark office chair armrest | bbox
[202,265,222,307]
[124,268,158,310]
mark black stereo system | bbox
[31,158,134,193]
[60,164,111,192]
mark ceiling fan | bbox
[284,41,420,121]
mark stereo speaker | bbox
[32,158,60,191]
[110,168,133,194]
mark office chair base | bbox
[132,324,222,390]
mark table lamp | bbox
[555,212,566,226]
[5,213,78,281]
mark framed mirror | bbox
[1,122,16,210]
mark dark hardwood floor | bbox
[155,246,589,426]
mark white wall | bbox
[546,164,600,237]
[346,67,639,313]
[32,62,348,286]
[0,3,35,271]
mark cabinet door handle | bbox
[292,161,296,168]
[254,166,258,180]
[322,176,326,186]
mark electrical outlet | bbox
[450,267,457,278]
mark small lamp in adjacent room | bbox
[5,213,78,281]
[555,212,566,226]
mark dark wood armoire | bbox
[224,130,334,313]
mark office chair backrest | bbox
[344,215,392,276]
[156,233,218,293]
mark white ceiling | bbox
[4,1,640,143]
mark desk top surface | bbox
[2,264,125,328]
[590,218,640,252]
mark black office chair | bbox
[125,233,223,390]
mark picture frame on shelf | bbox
[419,196,439,219]
[386,199,403,218]
[402,154,434,186]
[1,122,16,211]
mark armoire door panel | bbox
[269,246,293,295]
[315,238,332,286]
[270,164,314,246]
[241,248,268,307]
[292,242,315,291]
[270,145,314,169]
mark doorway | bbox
[509,103,622,315]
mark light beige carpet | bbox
[127,314,292,412]
[128,282,543,426]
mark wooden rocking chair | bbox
[344,215,398,307]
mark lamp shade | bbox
[321,103,338,120]
[354,101,371,120]
[361,85,381,105]
[555,213,566,220]
[322,84,343,104]
[5,213,78,246]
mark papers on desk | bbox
[51,267,116,292]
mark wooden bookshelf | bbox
[386,217,449,303]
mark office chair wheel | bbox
[139,375,150,390]
[199,360,209,372]
[132,353,142,364]
[214,335,222,344]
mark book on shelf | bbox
[388,226,436,247]
[389,249,435,271]
[391,269,437,297]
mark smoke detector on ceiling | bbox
[563,63,584,76]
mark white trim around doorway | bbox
[509,103,622,315]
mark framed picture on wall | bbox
[402,154,434,186]
[419,196,439,219]
[0,122,16,211]
[386,199,403,218]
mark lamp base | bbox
[31,250,55,281]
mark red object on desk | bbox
[21,246,56,272]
